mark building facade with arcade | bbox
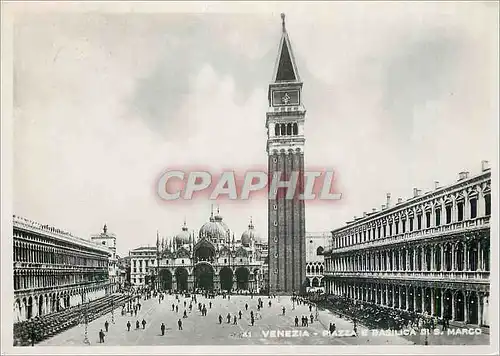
[305,232,329,293]
[90,224,120,292]
[323,162,491,327]
[130,246,157,287]
[155,210,268,293]
[13,216,111,323]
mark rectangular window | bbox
[383,225,387,237]
[389,224,393,236]
[402,220,406,233]
[485,194,491,216]
[435,209,441,226]
[457,202,464,222]
[395,222,399,235]
[363,231,367,242]
[417,215,422,230]
[446,206,452,224]
[426,212,431,228]
[470,199,477,219]
[409,218,414,232]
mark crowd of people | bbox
[319,295,445,332]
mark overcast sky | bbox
[12,2,498,256]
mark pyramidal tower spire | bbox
[272,12,301,83]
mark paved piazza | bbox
[38,294,488,346]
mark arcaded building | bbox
[305,232,329,292]
[323,162,491,327]
[90,224,120,292]
[13,216,111,322]
[153,209,268,293]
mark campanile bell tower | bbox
[266,14,306,295]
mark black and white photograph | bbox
[1,1,498,354]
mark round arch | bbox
[235,267,250,290]
[175,267,189,292]
[219,267,233,292]
[159,269,173,291]
[194,263,214,291]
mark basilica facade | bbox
[153,209,268,293]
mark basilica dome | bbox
[199,208,230,243]
[175,221,190,246]
[241,218,261,247]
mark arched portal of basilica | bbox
[154,210,268,293]
[194,263,214,291]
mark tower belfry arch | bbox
[266,14,306,295]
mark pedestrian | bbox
[227,313,231,323]
[176,305,179,313]
[99,329,105,343]
[127,321,131,331]
[136,320,140,329]
[134,308,137,316]
[233,315,237,325]
[184,301,187,307]
[282,307,286,316]
[178,319,183,330]
[310,314,314,324]
[161,322,166,336]
[219,315,223,324]
[183,310,188,318]
[172,304,175,311]
[142,319,146,329]
[209,301,212,309]
[295,316,299,327]
[309,304,312,312]
[245,303,248,311]
[251,317,255,326]
[104,320,109,332]
[239,310,242,319]
[189,304,192,311]
[269,301,272,307]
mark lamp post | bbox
[82,301,90,345]
[111,296,115,324]
[29,319,36,346]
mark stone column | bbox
[441,245,445,271]
[479,293,484,326]
[451,292,456,321]
[478,240,483,271]
[440,290,444,319]
[405,286,409,311]
[421,287,425,314]
[464,243,469,271]
[451,244,456,271]
[431,289,435,316]
[413,288,417,312]
[464,292,469,324]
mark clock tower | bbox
[266,14,306,295]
